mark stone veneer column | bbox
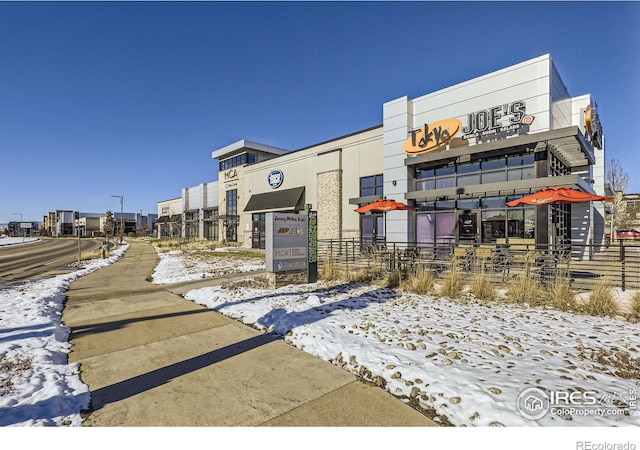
[317,170,342,240]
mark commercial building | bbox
[42,210,157,237]
[163,54,607,250]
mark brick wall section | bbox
[268,270,307,289]
[317,170,342,240]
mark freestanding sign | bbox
[266,212,308,273]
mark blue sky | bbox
[1,1,639,224]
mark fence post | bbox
[620,239,626,292]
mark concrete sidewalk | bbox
[64,241,437,427]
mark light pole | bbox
[111,195,124,244]
[11,213,23,241]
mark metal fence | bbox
[317,238,640,292]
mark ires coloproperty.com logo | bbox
[517,387,637,420]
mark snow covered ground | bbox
[150,248,264,284]
[0,244,129,426]
[0,236,39,246]
[0,243,638,447]
[153,249,639,427]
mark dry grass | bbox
[469,269,496,302]
[404,266,435,295]
[221,275,270,292]
[630,291,640,319]
[440,263,464,299]
[347,268,373,283]
[152,238,237,252]
[381,269,401,289]
[507,275,544,306]
[320,257,339,281]
[546,277,578,312]
[81,250,103,261]
[582,277,619,317]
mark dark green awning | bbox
[243,187,305,213]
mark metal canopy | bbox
[243,187,305,213]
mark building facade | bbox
[162,54,607,250]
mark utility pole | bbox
[75,211,81,265]
[111,195,124,244]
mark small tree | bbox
[104,210,114,245]
[606,159,633,236]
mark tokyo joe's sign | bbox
[404,100,535,155]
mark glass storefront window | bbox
[436,176,455,189]
[416,178,434,190]
[457,162,480,174]
[482,196,506,208]
[360,174,383,197]
[507,154,534,166]
[435,200,456,210]
[482,158,506,170]
[524,207,535,239]
[481,210,506,242]
[482,170,507,184]
[457,199,480,210]
[435,166,455,177]
[417,201,435,211]
[204,220,219,240]
[507,209,524,238]
[457,173,480,186]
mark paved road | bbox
[0,237,103,286]
[64,240,437,427]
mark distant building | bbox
[42,210,157,237]
[7,221,41,237]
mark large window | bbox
[360,174,384,197]
[226,189,237,216]
[416,196,535,244]
[415,152,535,191]
[219,153,257,171]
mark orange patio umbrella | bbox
[355,198,417,213]
[355,199,417,241]
[506,186,612,207]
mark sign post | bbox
[306,205,318,283]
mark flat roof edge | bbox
[211,139,289,160]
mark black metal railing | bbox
[317,238,640,291]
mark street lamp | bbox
[111,195,124,244]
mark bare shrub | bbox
[380,269,401,289]
[547,277,578,312]
[469,269,496,302]
[0,353,33,396]
[508,275,544,306]
[440,263,464,299]
[578,347,640,379]
[582,277,619,317]
[405,266,435,295]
